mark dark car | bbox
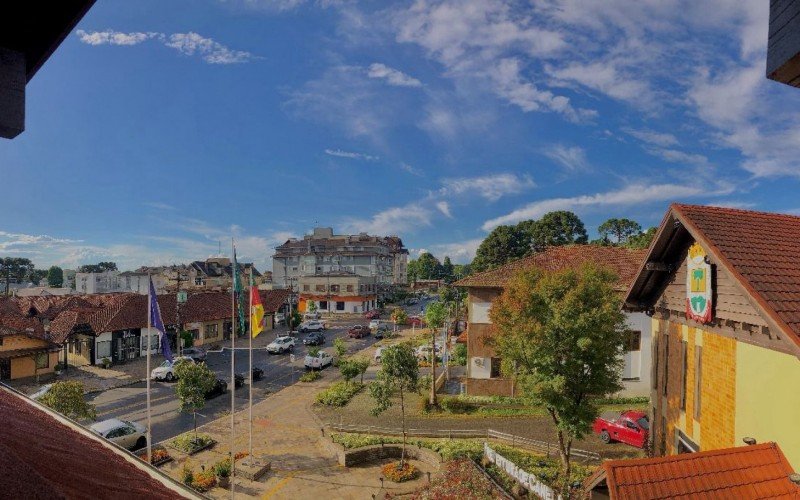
[252,366,264,381]
[205,379,227,399]
[235,367,264,388]
[303,332,325,346]
[374,325,390,339]
[181,347,207,363]
[234,373,245,389]
[347,325,370,339]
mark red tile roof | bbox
[585,442,800,499]
[0,385,197,499]
[453,245,647,291]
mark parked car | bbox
[303,332,325,346]
[408,316,425,327]
[592,410,650,449]
[252,366,264,381]
[368,319,382,329]
[347,325,370,338]
[415,344,442,360]
[299,320,325,333]
[304,350,333,370]
[405,298,418,306]
[150,356,194,381]
[274,312,286,325]
[364,310,380,320]
[30,384,53,401]
[181,347,207,363]
[374,324,390,340]
[266,336,296,354]
[205,379,228,399]
[235,366,265,388]
[304,312,321,321]
[90,418,147,451]
[234,373,245,389]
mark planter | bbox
[169,435,217,456]
[217,476,230,489]
[152,455,173,467]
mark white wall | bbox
[469,301,492,324]
[619,311,652,397]
[470,357,492,379]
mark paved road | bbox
[90,317,379,445]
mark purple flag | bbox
[149,277,172,362]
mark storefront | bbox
[110,329,141,364]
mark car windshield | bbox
[160,361,172,368]
[637,417,650,430]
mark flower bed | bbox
[330,433,484,461]
[300,370,321,382]
[315,381,364,407]
[382,461,419,483]
[170,433,216,455]
[137,447,172,466]
[191,469,217,492]
[406,459,508,499]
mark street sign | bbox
[177,291,188,304]
[289,354,296,363]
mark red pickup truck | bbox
[592,410,649,449]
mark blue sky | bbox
[2,0,800,271]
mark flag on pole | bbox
[233,250,246,336]
[149,277,172,362]
[250,277,264,338]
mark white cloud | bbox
[544,144,588,171]
[76,30,161,46]
[144,202,176,210]
[0,231,82,251]
[644,147,709,167]
[622,128,679,147]
[435,201,452,218]
[399,162,424,176]
[438,173,535,202]
[76,30,255,64]
[324,148,379,161]
[481,182,734,231]
[367,63,422,87]
[425,238,483,264]
[547,61,653,107]
[341,204,432,235]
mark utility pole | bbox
[175,267,184,358]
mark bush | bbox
[300,370,321,382]
[315,381,364,407]
[452,343,467,366]
[440,396,477,414]
[180,462,194,486]
[137,448,171,465]
[101,357,111,369]
[382,461,419,483]
[214,458,232,478]
[417,374,432,395]
[170,433,214,453]
[192,469,217,492]
[594,395,650,406]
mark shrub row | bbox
[315,381,364,407]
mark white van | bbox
[304,312,321,321]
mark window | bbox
[490,357,502,378]
[680,341,688,411]
[303,284,310,291]
[625,331,641,351]
[663,332,669,396]
[694,346,702,419]
[336,301,345,311]
[35,352,49,369]
[190,329,200,340]
[319,301,328,310]
[346,284,353,292]
[204,323,219,340]
[330,284,339,292]
[316,284,325,292]
[97,340,111,359]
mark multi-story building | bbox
[625,204,800,470]
[272,228,408,287]
[455,245,650,397]
[136,257,262,292]
[75,270,125,294]
[298,272,377,314]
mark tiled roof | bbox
[672,204,800,345]
[0,385,195,499]
[259,289,292,314]
[586,442,800,499]
[454,245,647,291]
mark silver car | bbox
[90,418,147,450]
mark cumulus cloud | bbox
[367,63,422,87]
[76,29,255,64]
[340,203,432,235]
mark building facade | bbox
[273,227,408,288]
[298,272,377,314]
[625,204,800,470]
[455,245,651,398]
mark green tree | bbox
[339,358,361,385]
[489,264,627,493]
[0,257,34,295]
[471,225,530,272]
[39,381,97,421]
[352,357,370,384]
[307,300,318,313]
[29,269,47,285]
[626,226,657,249]
[452,263,471,280]
[174,361,217,439]
[452,343,467,366]
[391,307,408,329]
[289,310,303,331]
[407,259,420,283]
[598,218,642,245]
[424,301,448,406]
[415,252,442,280]
[78,262,118,273]
[440,256,455,283]
[368,344,419,466]
[333,337,347,359]
[46,266,64,287]
[525,211,588,251]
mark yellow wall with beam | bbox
[735,342,800,470]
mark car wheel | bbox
[599,431,611,444]
[135,436,147,450]
[166,372,174,382]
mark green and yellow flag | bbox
[250,274,264,338]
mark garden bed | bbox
[136,447,173,467]
[315,381,364,407]
[169,433,216,455]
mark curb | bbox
[85,378,146,396]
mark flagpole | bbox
[248,269,254,460]
[230,240,236,498]
[146,275,153,464]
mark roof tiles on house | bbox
[585,442,799,499]
[453,245,647,291]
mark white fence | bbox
[484,442,561,500]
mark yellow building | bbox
[625,204,800,469]
[0,330,60,380]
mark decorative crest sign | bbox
[686,243,712,323]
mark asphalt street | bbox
[89,317,380,445]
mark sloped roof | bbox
[584,442,799,499]
[454,245,647,291]
[626,204,800,349]
[259,289,291,313]
[0,385,197,499]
